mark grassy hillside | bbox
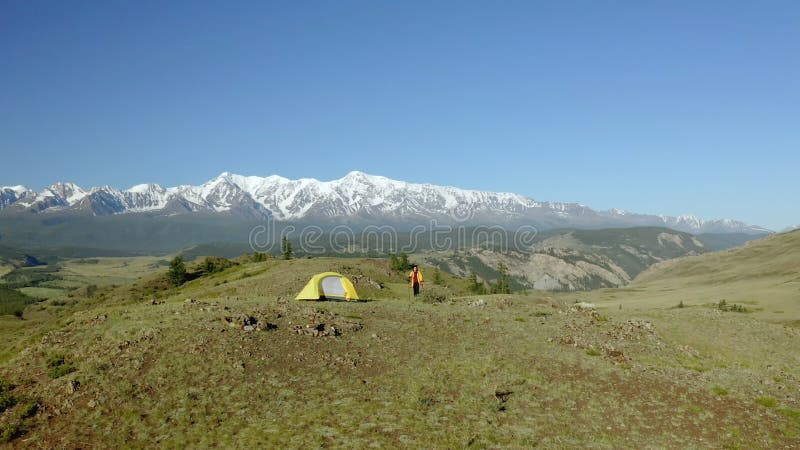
[0,257,167,302]
[178,243,257,261]
[0,256,465,361]
[426,227,708,291]
[0,252,799,447]
[696,232,768,251]
[599,229,800,322]
[0,286,39,316]
[0,263,14,279]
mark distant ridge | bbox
[1,171,770,234]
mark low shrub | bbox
[201,257,237,275]
[780,408,800,420]
[0,390,16,413]
[0,380,29,444]
[46,354,76,379]
[16,401,39,419]
[711,386,729,396]
[0,422,24,444]
[717,299,748,313]
[755,396,777,408]
[419,286,450,304]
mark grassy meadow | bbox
[0,232,799,447]
[587,229,800,323]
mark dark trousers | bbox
[413,283,420,296]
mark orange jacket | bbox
[409,269,423,287]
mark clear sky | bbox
[1,1,798,230]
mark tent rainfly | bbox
[295,272,359,301]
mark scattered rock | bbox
[495,389,513,402]
[606,349,627,363]
[496,298,514,309]
[549,312,661,366]
[117,328,162,350]
[258,322,278,331]
[680,345,700,358]
[241,315,258,326]
[183,298,217,311]
[469,299,486,308]
[605,320,657,341]
[222,314,261,330]
[87,314,108,325]
[350,275,384,290]
[66,379,80,394]
[339,321,364,333]
[571,302,596,311]
[293,323,342,337]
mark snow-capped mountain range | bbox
[0,171,771,234]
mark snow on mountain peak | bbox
[0,185,33,208]
[3,185,30,195]
[0,171,771,234]
[128,183,165,194]
[45,182,87,204]
[89,185,119,195]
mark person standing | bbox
[409,264,424,297]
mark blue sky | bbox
[1,1,798,230]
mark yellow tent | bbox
[295,272,359,301]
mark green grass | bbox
[0,250,798,447]
[17,286,64,300]
[711,386,729,396]
[780,408,800,420]
[0,262,14,278]
[755,396,778,408]
[0,385,17,413]
[0,256,168,305]
[0,378,39,444]
[621,230,800,321]
[0,285,40,316]
[0,265,61,288]
[0,422,24,444]
[46,353,76,379]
